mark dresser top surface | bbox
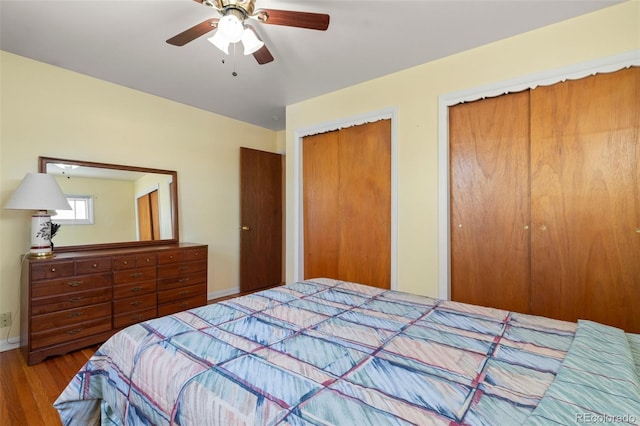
[27,243,207,263]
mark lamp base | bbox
[27,251,56,259]
[30,211,55,259]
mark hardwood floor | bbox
[0,345,98,425]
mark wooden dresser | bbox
[21,243,207,365]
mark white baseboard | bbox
[0,338,20,353]
[208,286,240,301]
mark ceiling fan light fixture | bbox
[218,14,244,43]
[242,28,264,55]
[208,32,230,54]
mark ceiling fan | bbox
[166,0,330,65]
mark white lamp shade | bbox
[208,32,230,55]
[4,172,72,211]
[218,14,243,43]
[242,28,264,55]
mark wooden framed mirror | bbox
[39,157,178,252]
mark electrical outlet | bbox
[0,312,11,328]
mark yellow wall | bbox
[285,1,640,296]
[0,52,279,343]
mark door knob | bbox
[241,226,250,231]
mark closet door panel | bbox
[450,92,531,312]
[303,131,340,280]
[338,120,391,288]
[530,67,640,332]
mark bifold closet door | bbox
[303,130,340,280]
[303,120,391,289]
[449,91,531,313]
[530,67,640,332]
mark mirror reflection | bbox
[39,157,178,250]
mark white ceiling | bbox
[0,0,622,131]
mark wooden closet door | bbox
[450,91,531,313]
[137,193,152,241]
[338,120,391,288]
[530,67,640,332]
[303,130,340,280]
[303,120,391,289]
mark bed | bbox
[54,278,640,425]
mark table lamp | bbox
[4,172,72,259]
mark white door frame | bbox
[293,107,399,289]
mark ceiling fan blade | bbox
[246,24,274,65]
[166,19,219,46]
[253,45,274,65]
[260,9,329,31]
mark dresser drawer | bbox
[113,280,157,300]
[30,318,112,350]
[113,293,157,315]
[158,271,207,291]
[183,247,207,262]
[157,249,184,265]
[113,253,157,270]
[158,294,207,317]
[31,302,112,333]
[157,260,207,278]
[31,288,113,316]
[75,257,112,275]
[31,273,112,298]
[113,266,157,285]
[31,261,74,281]
[158,283,206,305]
[113,307,157,329]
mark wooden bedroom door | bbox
[529,67,640,332]
[449,91,532,313]
[303,119,391,289]
[240,147,283,293]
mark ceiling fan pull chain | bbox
[232,42,238,77]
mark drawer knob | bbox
[145,258,151,263]
[92,263,98,268]
[51,267,56,272]
[68,281,82,287]
[123,260,129,265]
[169,255,174,259]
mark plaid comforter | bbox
[54,279,640,425]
